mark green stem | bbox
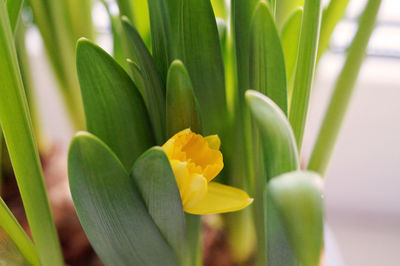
[0,3,63,265]
[289,0,322,151]
[317,0,350,62]
[185,214,202,266]
[308,0,382,175]
[0,198,40,265]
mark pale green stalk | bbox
[289,0,322,151]
[317,0,350,62]
[29,0,86,129]
[0,3,63,265]
[308,0,382,175]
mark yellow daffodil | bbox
[162,128,253,214]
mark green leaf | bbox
[130,147,187,264]
[309,0,382,175]
[6,0,23,33]
[68,132,178,266]
[76,39,154,170]
[246,90,300,265]
[289,0,322,150]
[246,90,299,178]
[166,60,202,137]
[177,0,227,135]
[0,4,63,265]
[122,18,166,144]
[269,171,324,266]
[147,0,174,84]
[317,0,350,61]
[211,0,227,19]
[281,7,303,103]
[275,0,304,29]
[249,2,288,115]
[132,0,151,48]
[0,198,39,266]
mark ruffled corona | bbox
[162,129,253,214]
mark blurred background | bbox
[21,0,400,265]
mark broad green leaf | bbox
[68,132,178,266]
[249,2,288,115]
[130,147,187,264]
[147,0,174,84]
[76,39,154,170]
[0,4,63,265]
[246,90,300,265]
[246,90,299,178]
[6,0,23,33]
[166,60,202,137]
[281,7,303,103]
[122,18,166,144]
[269,171,324,266]
[309,0,382,175]
[0,198,39,266]
[177,0,227,135]
[289,0,322,151]
[0,229,30,266]
[317,0,350,61]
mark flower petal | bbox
[204,135,221,150]
[184,182,253,215]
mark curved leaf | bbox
[269,171,324,266]
[68,132,178,266]
[166,60,201,137]
[76,39,154,170]
[246,90,299,178]
[246,90,299,265]
[122,18,166,144]
[130,147,187,264]
[249,2,288,115]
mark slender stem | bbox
[0,3,63,265]
[0,198,40,266]
[308,0,382,175]
[317,0,350,62]
[289,0,322,151]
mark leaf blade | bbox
[166,60,201,137]
[122,19,166,144]
[269,171,324,266]
[68,132,178,266]
[249,2,288,115]
[76,39,154,170]
[131,147,187,264]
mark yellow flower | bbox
[162,128,253,214]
